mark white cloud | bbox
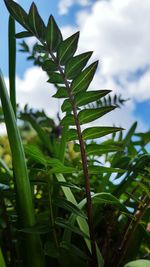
[76,0,150,76]
[15,67,60,119]
[58,0,91,15]
[126,69,150,102]
[60,0,150,106]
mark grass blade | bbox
[0,70,45,267]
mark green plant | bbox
[0,1,149,267]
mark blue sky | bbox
[0,0,150,132]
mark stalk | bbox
[0,70,45,267]
[47,51,98,266]
[8,16,16,115]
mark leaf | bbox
[46,15,62,52]
[24,144,46,166]
[42,59,57,72]
[82,126,123,140]
[75,143,123,156]
[60,241,90,261]
[55,181,82,191]
[46,158,75,174]
[65,51,93,79]
[67,128,78,141]
[57,32,79,65]
[53,198,87,219]
[55,217,89,239]
[21,113,53,152]
[28,3,45,40]
[44,242,59,258]
[123,121,137,145]
[88,166,125,174]
[78,106,116,125]
[61,90,111,112]
[15,31,33,38]
[71,61,98,94]
[124,260,150,267]
[47,73,64,84]
[51,166,75,174]
[52,87,68,98]
[4,0,28,29]
[55,174,91,252]
[19,223,50,234]
[33,44,47,53]
[91,193,128,212]
[76,90,111,107]
[61,114,75,126]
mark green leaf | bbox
[15,31,33,38]
[76,90,111,107]
[123,121,137,145]
[77,193,127,213]
[61,90,111,112]
[67,128,78,141]
[52,87,68,98]
[53,198,87,219]
[46,158,75,174]
[55,174,91,252]
[55,181,82,191]
[47,73,64,84]
[57,32,79,65]
[44,242,59,258]
[75,143,123,156]
[65,51,92,79]
[91,193,128,212]
[88,166,125,174]
[33,44,47,53]
[60,241,90,261]
[55,217,89,239]
[82,126,122,140]
[46,15,62,52]
[21,113,53,152]
[24,144,47,166]
[61,114,75,126]
[51,166,75,174]
[28,3,45,40]
[19,223,50,234]
[42,59,57,72]
[124,260,150,267]
[71,61,98,94]
[4,0,28,29]
[78,106,116,125]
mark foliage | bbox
[0,1,149,267]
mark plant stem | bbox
[47,51,97,266]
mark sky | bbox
[0,0,150,133]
